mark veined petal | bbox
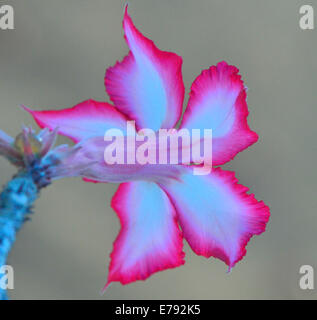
[161,167,270,270]
[105,6,184,130]
[23,100,128,143]
[106,181,185,287]
[181,61,258,166]
[74,136,186,183]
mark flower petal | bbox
[23,100,128,143]
[180,61,258,166]
[74,135,186,183]
[105,6,184,130]
[0,129,22,165]
[0,130,13,145]
[106,181,185,287]
[161,167,270,270]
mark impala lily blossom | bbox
[25,7,270,288]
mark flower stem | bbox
[0,171,41,300]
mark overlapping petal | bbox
[161,167,270,269]
[23,100,128,143]
[74,135,186,183]
[181,61,258,166]
[106,181,185,287]
[105,6,184,130]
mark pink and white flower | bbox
[24,7,270,289]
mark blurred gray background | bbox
[0,0,316,299]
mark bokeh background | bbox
[0,0,316,299]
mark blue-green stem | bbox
[0,171,40,300]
